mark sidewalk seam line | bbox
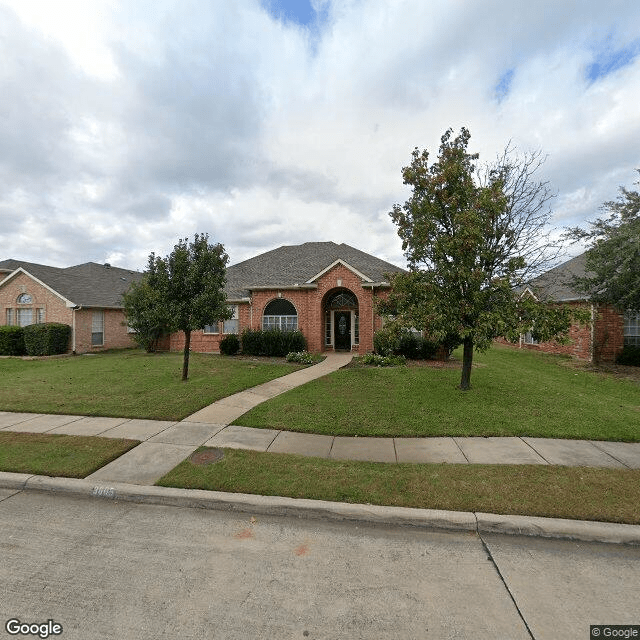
[451,437,470,463]
[589,440,631,469]
[519,437,551,465]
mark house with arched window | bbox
[165,242,405,354]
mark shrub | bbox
[374,325,453,360]
[219,334,240,356]
[241,329,307,357]
[286,351,321,365]
[23,323,71,356]
[373,325,402,356]
[616,345,640,367]
[359,353,406,367]
[0,326,26,356]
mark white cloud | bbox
[0,0,639,272]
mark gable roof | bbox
[0,259,143,308]
[225,242,405,298]
[526,253,590,302]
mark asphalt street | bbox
[1,489,638,640]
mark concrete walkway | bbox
[1,351,639,486]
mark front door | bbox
[334,311,351,350]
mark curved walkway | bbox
[1,351,639,486]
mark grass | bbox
[157,447,640,525]
[235,345,640,441]
[0,432,138,478]
[0,350,303,421]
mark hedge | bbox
[23,323,71,356]
[219,334,240,356]
[0,326,26,356]
[241,328,307,357]
[616,345,640,367]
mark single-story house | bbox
[0,259,142,353]
[163,242,405,354]
[516,252,638,362]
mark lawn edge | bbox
[2,473,639,546]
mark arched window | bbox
[326,290,358,309]
[17,293,33,304]
[262,299,298,332]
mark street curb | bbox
[1,472,639,545]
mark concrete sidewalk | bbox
[1,349,639,486]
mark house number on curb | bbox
[92,486,116,498]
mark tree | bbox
[565,170,640,311]
[122,279,173,352]
[143,233,231,380]
[385,128,578,390]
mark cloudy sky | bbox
[1,0,639,271]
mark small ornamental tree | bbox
[123,279,173,352]
[565,170,640,311]
[144,233,232,380]
[385,128,585,390]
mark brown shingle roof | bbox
[225,242,405,298]
[526,253,590,302]
[0,259,143,308]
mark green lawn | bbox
[235,346,640,441]
[158,447,640,525]
[0,432,139,478]
[0,350,303,421]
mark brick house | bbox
[516,253,638,362]
[164,242,405,354]
[0,259,142,353]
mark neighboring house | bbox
[163,242,405,354]
[0,259,143,353]
[518,252,638,362]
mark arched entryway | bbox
[323,288,359,351]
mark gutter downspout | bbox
[72,306,80,354]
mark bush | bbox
[0,326,26,356]
[219,334,240,356]
[23,323,71,356]
[241,329,307,357]
[616,345,640,367]
[359,353,406,367]
[374,325,452,360]
[286,351,321,365]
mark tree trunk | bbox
[459,336,473,391]
[182,330,191,381]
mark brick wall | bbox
[165,263,389,354]
[498,301,624,363]
[0,272,73,328]
[73,308,137,353]
[592,304,624,363]
[0,272,136,353]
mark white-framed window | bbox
[17,293,33,304]
[36,308,45,324]
[203,323,219,334]
[523,331,538,345]
[624,310,640,346]
[6,309,14,326]
[223,305,239,334]
[262,299,298,332]
[92,310,104,346]
[17,308,33,327]
[354,311,359,345]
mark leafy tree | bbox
[122,279,173,352]
[565,170,640,311]
[144,233,231,380]
[385,128,580,390]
